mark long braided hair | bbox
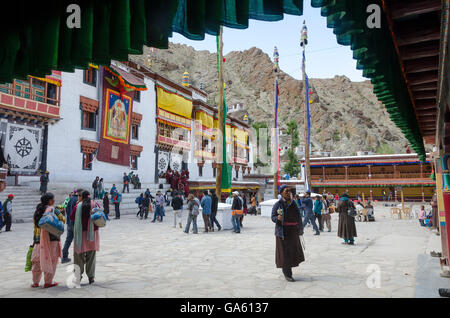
[34,192,55,226]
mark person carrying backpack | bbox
[112,192,122,219]
[184,194,199,234]
[135,193,143,218]
[336,193,357,245]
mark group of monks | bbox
[164,168,189,196]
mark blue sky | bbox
[170,2,366,82]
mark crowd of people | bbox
[161,168,190,197]
[7,168,438,287]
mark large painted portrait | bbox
[103,89,132,144]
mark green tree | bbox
[376,143,394,154]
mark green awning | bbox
[311,0,426,161]
[0,0,303,83]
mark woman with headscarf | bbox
[336,193,357,245]
[31,192,64,288]
[70,190,100,285]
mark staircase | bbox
[1,180,174,223]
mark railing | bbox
[0,79,59,106]
[312,173,428,182]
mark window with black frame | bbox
[82,153,93,170]
[83,67,97,87]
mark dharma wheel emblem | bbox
[14,137,33,158]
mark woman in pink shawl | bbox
[31,193,64,288]
[70,190,100,285]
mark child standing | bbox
[419,205,426,227]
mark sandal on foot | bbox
[43,282,58,288]
[30,283,39,288]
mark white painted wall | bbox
[46,68,157,187]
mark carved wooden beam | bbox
[399,41,440,61]
[404,57,439,74]
[395,20,441,46]
[407,71,438,85]
[390,0,441,20]
[413,91,437,100]
[410,82,438,92]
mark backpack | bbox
[192,199,200,216]
[347,202,357,218]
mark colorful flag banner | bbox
[275,78,280,188]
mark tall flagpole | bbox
[301,20,311,191]
[273,47,280,199]
[215,26,224,197]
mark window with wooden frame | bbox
[83,67,97,86]
[198,165,203,177]
[130,155,138,170]
[132,124,139,140]
[82,153,93,170]
[81,110,97,130]
[134,90,141,102]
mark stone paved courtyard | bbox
[0,204,442,298]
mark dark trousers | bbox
[282,267,292,278]
[210,212,221,230]
[153,206,164,221]
[93,188,98,199]
[122,183,129,193]
[202,213,210,232]
[303,212,320,234]
[114,203,120,218]
[316,214,323,231]
[4,212,11,231]
[62,223,74,259]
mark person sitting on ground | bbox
[365,201,375,222]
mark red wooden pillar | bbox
[422,186,425,202]
[420,163,424,178]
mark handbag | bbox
[91,207,107,228]
[25,245,33,272]
[38,210,65,237]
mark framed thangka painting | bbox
[103,88,132,144]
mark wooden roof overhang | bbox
[383,0,443,146]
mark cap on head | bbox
[279,185,289,194]
[8,194,14,199]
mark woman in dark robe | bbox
[39,171,49,195]
[336,193,357,245]
[271,185,304,282]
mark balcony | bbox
[157,135,190,150]
[0,78,60,120]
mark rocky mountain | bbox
[130,43,410,156]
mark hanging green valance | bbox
[0,0,303,83]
